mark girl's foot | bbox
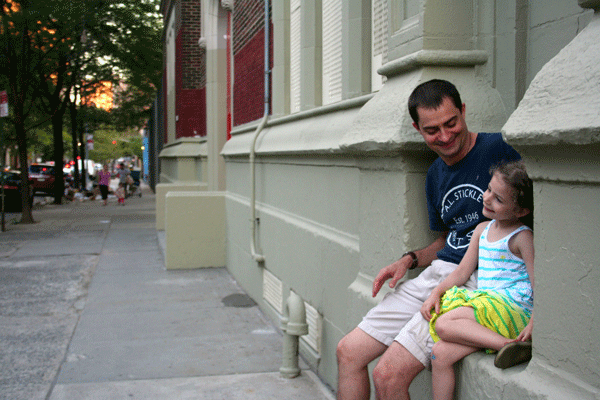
[494,341,532,369]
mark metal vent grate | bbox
[263,269,283,314]
[301,301,322,354]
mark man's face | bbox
[412,97,471,165]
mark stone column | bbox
[203,0,228,191]
[272,0,291,117]
[300,0,322,111]
[342,0,371,99]
[503,0,600,394]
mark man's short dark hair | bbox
[408,79,463,124]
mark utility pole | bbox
[1,90,9,232]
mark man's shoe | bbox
[494,341,532,369]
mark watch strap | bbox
[402,251,419,269]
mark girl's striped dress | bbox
[429,221,533,349]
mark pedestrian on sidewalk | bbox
[97,164,111,206]
[117,163,131,197]
[115,183,126,206]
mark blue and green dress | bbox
[429,221,533,351]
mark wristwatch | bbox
[402,251,419,269]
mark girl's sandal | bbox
[494,341,532,369]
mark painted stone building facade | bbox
[156,0,600,398]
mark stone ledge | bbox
[155,183,207,230]
[456,353,600,400]
[159,137,207,158]
[503,16,600,147]
[165,191,225,270]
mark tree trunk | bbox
[15,124,34,224]
[51,113,66,204]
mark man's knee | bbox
[372,343,423,392]
[336,330,368,367]
[336,334,353,365]
[372,360,406,389]
[337,328,386,369]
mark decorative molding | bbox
[197,36,207,51]
[377,50,488,78]
[503,16,600,147]
[221,0,234,12]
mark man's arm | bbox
[371,232,447,297]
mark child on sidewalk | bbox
[420,160,534,400]
[115,183,126,206]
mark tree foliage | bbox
[0,0,162,220]
[83,0,163,129]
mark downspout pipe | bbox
[250,0,270,263]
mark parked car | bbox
[29,163,57,196]
[0,170,33,212]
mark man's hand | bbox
[372,257,411,297]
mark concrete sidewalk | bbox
[0,183,335,400]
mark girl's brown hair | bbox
[491,160,534,229]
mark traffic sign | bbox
[0,90,8,117]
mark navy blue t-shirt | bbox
[426,133,521,264]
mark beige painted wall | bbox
[165,191,226,270]
[162,0,600,397]
[220,2,600,398]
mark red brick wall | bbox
[178,88,207,138]
[232,1,272,127]
[180,0,205,89]
[175,0,207,138]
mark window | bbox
[322,0,342,104]
[372,0,388,91]
[290,0,301,113]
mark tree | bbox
[0,0,62,222]
[86,0,163,130]
[1,0,162,220]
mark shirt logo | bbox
[440,184,485,250]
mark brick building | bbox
[153,1,600,398]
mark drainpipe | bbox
[280,291,309,378]
[250,0,270,263]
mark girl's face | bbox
[482,173,527,222]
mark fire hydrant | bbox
[280,291,309,378]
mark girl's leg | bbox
[431,340,478,400]
[435,307,512,351]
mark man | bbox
[117,162,131,197]
[336,79,520,400]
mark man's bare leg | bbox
[372,342,424,400]
[337,327,387,400]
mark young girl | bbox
[115,182,126,206]
[420,160,534,400]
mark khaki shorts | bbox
[358,260,477,369]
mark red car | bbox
[29,163,57,196]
